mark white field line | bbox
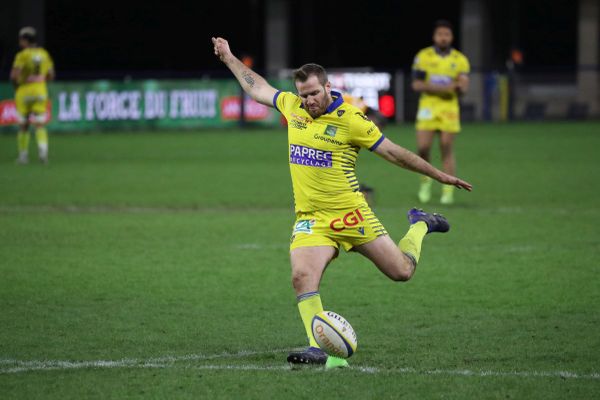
[1,350,599,380]
[0,348,287,374]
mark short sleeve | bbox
[412,50,427,80]
[349,111,385,151]
[273,91,299,119]
[12,52,24,69]
[458,54,470,75]
[412,52,423,71]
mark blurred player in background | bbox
[10,27,55,164]
[342,92,388,130]
[212,36,472,369]
[412,20,470,204]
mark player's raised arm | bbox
[373,137,473,191]
[212,37,277,107]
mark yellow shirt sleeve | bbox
[412,50,425,71]
[412,49,428,80]
[348,111,385,151]
[274,91,299,119]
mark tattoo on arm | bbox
[242,71,255,88]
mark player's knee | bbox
[390,269,412,282]
[386,260,413,282]
[291,268,312,290]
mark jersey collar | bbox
[325,90,344,114]
[434,46,453,57]
[298,90,344,117]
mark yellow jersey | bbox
[274,90,384,213]
[12,47,54,87]
[412,46,470,106]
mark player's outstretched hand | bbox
[438,173,473,191]
[212,37,233,63]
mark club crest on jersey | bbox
[324,125,337,137]
[294,219,316,234]
[337,109,345,117]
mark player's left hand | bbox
[438,173,473,191]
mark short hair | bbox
[292,63,328,86]
[433,19,453,32]
[19,26,37,43]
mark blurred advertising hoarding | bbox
[329,71,394,116]
[0,80,278,131]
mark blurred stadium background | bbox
[1,0,598,130]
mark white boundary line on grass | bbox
[1,349,599,380]
[0,348,287,374]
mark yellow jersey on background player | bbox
[341,93,368,113]
[13,46,54,122]
[274,90,384,213]
[412,46,470,133]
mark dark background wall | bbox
[0,0,579,78]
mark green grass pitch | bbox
[1,122,599,399]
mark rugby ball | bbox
[311,311,357,358]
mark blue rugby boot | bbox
[287,347,328,366]
[407,208,450,233]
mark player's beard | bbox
[306,95,331,119]
[436,41,451,52]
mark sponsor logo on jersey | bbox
[294,219,316,234]
[289,112,312,130]
[337,109,346,117]
[313,133,344,146]
[290,144,332,168]
[324,125,337,137]
[354,112,371,122]
[290,119,308,130]
[429,74,453,85]
[329,209,365,232]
